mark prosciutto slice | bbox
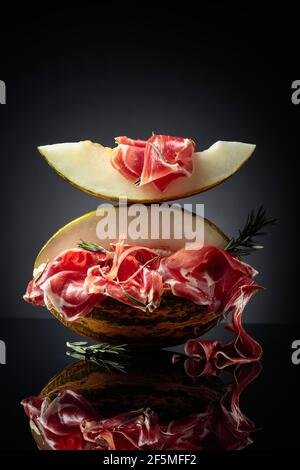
[160,245,262,367]
[111,136,146,182]
[111,134,195,191]
[159,245,258,311]
[85,244,163,312]
[24,244,262,324]
[24,244,163,319]
[24,243,262,366]
[184,281,263,369]
[24,249,106,322]
[140,134,195,191]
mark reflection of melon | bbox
[34,207,228,348]
[31,357,225,450]
[38,140,256,202]
[42,357,225,421]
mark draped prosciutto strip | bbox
[111,134,195,191]
[21,363,259,450]
[183,282,263,369]
[159,245,263,366]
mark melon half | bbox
[30,358,225,450]
[34,207,229,348]
[38,140,256,203]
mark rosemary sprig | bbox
[225,206,276,257]
[122,289,148,309]
[66,341,128,372]
[66,341,127,355]
[77,239,108,253]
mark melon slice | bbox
[38,140,256,202]
[33,207,229,348]
[35,206,229,267]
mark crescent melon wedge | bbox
[38,140,256,202]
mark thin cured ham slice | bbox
[24,278,45,306]
[24,243,261,324]
[42,271,103,322]
[24,244,163,318]
[160,245,262,367]
[184,281,263,368]
[159,245,258,311]
[111,137,146,182]
[24,249,106,322]
[86,244,163,312]
[111,134,195,191]
[140,134,195,191]
[115,136,147,147]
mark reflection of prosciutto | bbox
[22,363,260,451]
[156,363,260,450]
[111,134,195,191]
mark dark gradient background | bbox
[0,4,299,325]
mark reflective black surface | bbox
[0,320,299,450]
[1,4,298,455]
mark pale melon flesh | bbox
[35,207,229,267]
[38,140,256,202]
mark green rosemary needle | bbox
[77,239,108,253]
[225,206,276,257]
[66,341,128,372]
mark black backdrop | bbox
[0,4,299,324]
